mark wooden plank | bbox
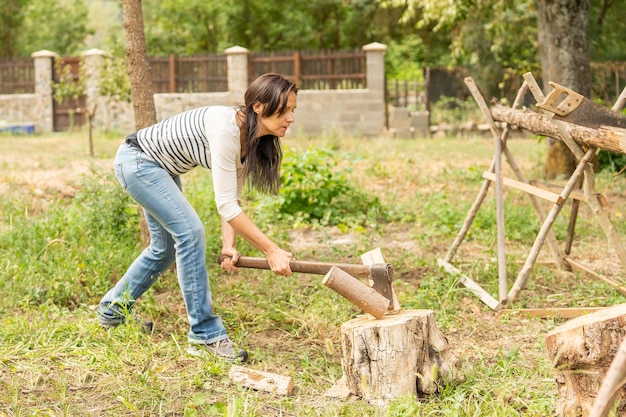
[529,179,608,208]
[564,257,626,296]
[437,259,501,310]
[229,365,294,396]
[497,307,606,319]
[483,172,562,204]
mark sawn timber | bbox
[490,103,626,155]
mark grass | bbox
[1,129,626,416]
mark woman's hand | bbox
[267,248,294,276]
[220,247,240,272]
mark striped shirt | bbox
[135,106,245,221]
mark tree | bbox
[121,0,157,246]
[382,0,617,178]
[0,0,29,58]
[537,0,591,178]
[17,0,93,57]
[121,0,156,131]
[142,0,229,55]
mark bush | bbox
[253,147,384,231]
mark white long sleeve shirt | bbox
[135,106,245,221]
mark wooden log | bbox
[322,266,390,319]
[545,303,626,416]
[340,309,459,406]
[228,365,294,396]
[490,104,626,154]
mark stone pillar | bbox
[31,49,57,133]
[225,45,249,105]
[363,42,387,102]
[82,49,106,119]
[363,42,388,136]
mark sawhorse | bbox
[438,72,626,311]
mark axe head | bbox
[361,248,401,313]
[369,263,395,308]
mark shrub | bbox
[253,147,384,231]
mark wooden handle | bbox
[217,255,378,279]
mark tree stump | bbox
[545,303,626,416]
[340,309,458,405]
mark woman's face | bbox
[254,91,297,138]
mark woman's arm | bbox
[220,215,239,271]
[227,211,293,276]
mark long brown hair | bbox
[241,73,298,195]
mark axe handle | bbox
[217,255,377,279]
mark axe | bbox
[217,254,400,318]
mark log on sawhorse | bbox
[439,72,626,311]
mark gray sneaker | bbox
[98,313,153,332]
[187,338,248,362]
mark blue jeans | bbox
[98,143,228,345]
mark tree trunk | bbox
[121,0,157,247]
[340,310,459,406]
[536,0,591,179]
[545,304,626,416]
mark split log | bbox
[228,365,294,396]
[340,309,459,406]
[545,303,626,416]
[490,104,626,154]
[322,266,390,319]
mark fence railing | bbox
[148,54,228,93]
[249,49,366,89]
[4,51,623,105]
[0,58,34,94]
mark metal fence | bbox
[3,52,624,104]
[148,54,228,93]
[0,58,34,94]
[249,49,366,89]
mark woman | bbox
[97,73,297,362]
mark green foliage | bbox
[597,149,626,174]
[51,57,85,105]
[98,45,132,103]
[15,0,93,56]
[143,0,230,55]
[0,167,140,309]
[429,96,481,125]
[254,147,384,230]
[0,0,29,57]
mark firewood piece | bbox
[490,104,626,154]
[228,365,294,396]
[322,266,390,319]
[545,303,626,416]
[340,309,459,406]
[497,307,606,319]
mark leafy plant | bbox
[253,146,384,230]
